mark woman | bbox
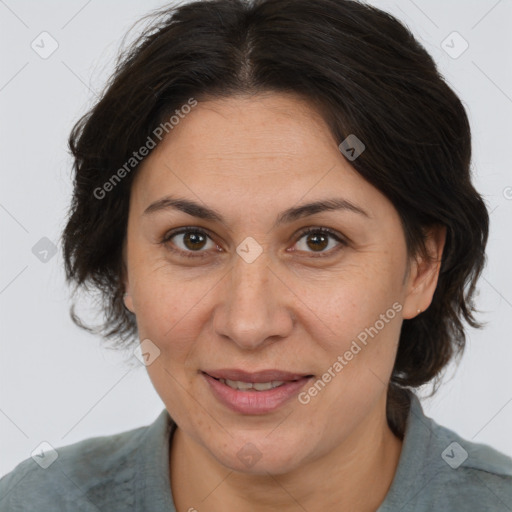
[1,0,511,510]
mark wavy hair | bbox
[62,0,489,436]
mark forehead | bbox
[129,93,389,222]
[143,93,335,173]
[137,94,351,187]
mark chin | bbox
[209,435,308,476]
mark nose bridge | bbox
[213,250,293,349]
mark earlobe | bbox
[121,273,135,314]
[123,291,135,313]
[402,225,446,319]
[121,239,134,313]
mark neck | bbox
[169,395,403,512]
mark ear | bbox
[123,288,135,314]
[402,224,446,319]
[121,238,135,314]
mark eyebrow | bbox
[143,195,369,228]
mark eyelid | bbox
[161,226,216,244]
[294,226,346,242]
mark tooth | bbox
[253,382,274,391]
[225,379,253,390]
[219,378,287,391]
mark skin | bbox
[123,92,445,512]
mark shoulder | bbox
[384,393,512,511]
[0,422,150,511]
[426,415,512,508]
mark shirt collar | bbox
[377,390,440,511]
[135,408,176,511]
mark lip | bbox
[201,369,314,415]
[203,368,311,383]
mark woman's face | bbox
[123,93,442,474]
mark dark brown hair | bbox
[61,0,489,436]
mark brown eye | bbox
[294,228,346,255]
[161,228,218,258]
[304,232,329,251]
[182,231,208,250]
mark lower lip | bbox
[201,372,313,414]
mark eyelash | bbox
[159,226,347,259]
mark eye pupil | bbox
[307,233,329,251]
[184,232,206,250]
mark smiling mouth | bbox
[200,370,315,414]
[208,376,296,391]
[201,369,314,391]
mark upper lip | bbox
[202,369,313,383]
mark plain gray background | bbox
[1,0,511,478]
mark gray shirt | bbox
[1,392,511,511]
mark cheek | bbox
[294,264,405,401]
[300,262,403,341]
[129,259,205,352]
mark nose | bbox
[212,250,295,350]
